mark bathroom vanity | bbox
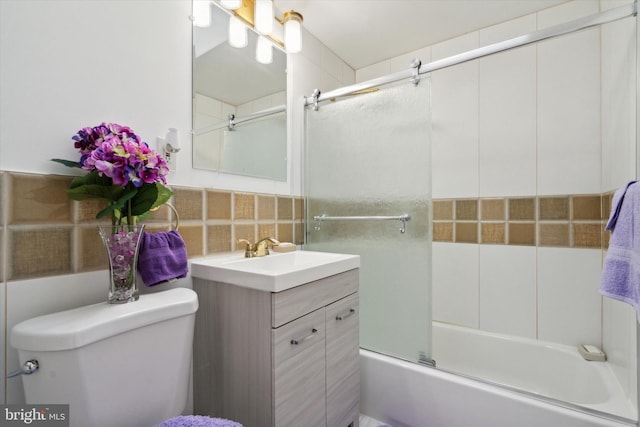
[191,251,360,427]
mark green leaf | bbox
[152,184,174,209]
[129,184,158,216]
[96,188,137,219]
[69,170,112,189]
[51,158,82,168]
[66,184,122,202]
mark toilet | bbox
[10,287,199,427]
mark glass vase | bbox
[98,224,145,304]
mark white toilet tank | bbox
[10,287,199,427]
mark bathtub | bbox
[360,322,638,427]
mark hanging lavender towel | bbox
[600,181,640,320]
[605,180,637,230]
[138,230,188,286]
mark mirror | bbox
[192,2,287,181]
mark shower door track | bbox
[303,1,637,107]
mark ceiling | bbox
[273,0,568,70]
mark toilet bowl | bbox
[10,287,199,427]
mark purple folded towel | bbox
[153,415,243,427]
[137,230,189,286]
[601,181,640,320]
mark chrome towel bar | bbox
[313,213,411,234]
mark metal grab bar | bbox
[313,213,411,233]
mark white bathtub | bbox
[360,322,638,427]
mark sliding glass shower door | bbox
[304,82,432,363]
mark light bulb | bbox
[228,16,248,48]
[256,36,273,64]
[283,11,303,53]
[193,0,211,27]
[220,0,242,10]
[255,0,274,35]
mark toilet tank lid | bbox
[10,288,199,352]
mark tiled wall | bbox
[433,193,611,248]
[0,171,304,283]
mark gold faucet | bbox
[237,237,280,258]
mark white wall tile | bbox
[537,13,601,195]
[537,248,603,347]
[431,33,479,199]
[321,44,345,83]
[538,0,599,28]
[356,61,392,83]
[478,17,536,197]
[603,298,637,405]
[432,242,479,328]
[479,245,537,338]
[601,5,636,191]
[300,27,323,69]
[341,62,355,86]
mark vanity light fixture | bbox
[228,16,248,48]
[282,10,303,53]
[213,0,304,54]
[193,0,211,27]
[256,36,273,64]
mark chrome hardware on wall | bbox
[410,58,422,86]
[227,113,236,131]
[7,360,39,378]
[312,88,321,111]
[336,308,356,321]
[290,328,318,345]
[313,213,411,233]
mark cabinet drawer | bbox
[272,269,359,327]
[273,309,326,427]
[326,293,359,427]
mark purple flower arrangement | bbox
[53,122,173,225]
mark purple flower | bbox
[60,122,174,225]
[71,122,169,187]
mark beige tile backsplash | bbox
[0,171,614,282]
[1,171,304,281]
[433,193,609,249]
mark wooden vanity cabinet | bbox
[193,268,360,427]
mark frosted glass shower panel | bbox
[221,112,287,181]
[305,82,432,363]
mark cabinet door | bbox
[326,293,359,427]
[273,308,326,427]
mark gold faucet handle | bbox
[255,237,280,256]
[237,239,255,257]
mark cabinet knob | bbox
[290,328,318,346]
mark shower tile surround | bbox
[0,171,304,282]
[433,194,611,248]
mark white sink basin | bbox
[190,250,360,292]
